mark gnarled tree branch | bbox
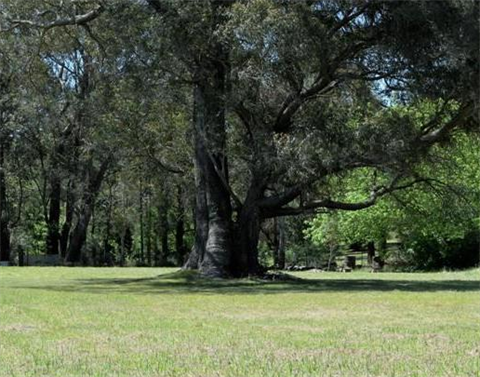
[2,5,104,32]
[263,177,428,218]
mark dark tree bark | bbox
[186,50,233,277]
[46,176,61,255]
[0,44,16,264]
[196,75,233,277]
[194,45,233,277]
[183,125,209,269]
[0,141,10,263]
[233,205,261,276]
[66,203,92,264]
[367,241,375,266]
[231,182,265,276]
[66,158,111,263]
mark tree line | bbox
[0,0,478,275]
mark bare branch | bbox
[2,5,104,32]
[328,3,372,37]
[273,40,369,134]
[273,78,338,133]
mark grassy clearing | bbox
[0,267,479,377]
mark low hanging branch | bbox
[263,177,428,218]
[257,97,477,219]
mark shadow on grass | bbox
[12,270,480,295]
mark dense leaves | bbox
[0,0,478,273]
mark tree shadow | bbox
[12,270,480,295]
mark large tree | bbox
[170,0,477,276]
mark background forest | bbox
[0,0,478,273]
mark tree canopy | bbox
[0,0,478,275]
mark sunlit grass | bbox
[1,267,479,377]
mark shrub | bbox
[389,231,479,271]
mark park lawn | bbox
[0,268,479,377]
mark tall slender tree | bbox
[0,39,18,263]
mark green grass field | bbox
[0,267,479,377]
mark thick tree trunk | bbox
[230,182,265,276]
[367,241,375,266]
[183,132,208,269]
[46,176,61,255]
[65,158,110,263]
[187,54,233,277]
[0,221,9,263]
[197,81,233,277]
[66,206,92,264]
[232,205,261,277]
[0,142,10,263]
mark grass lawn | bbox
[0,267,479,377]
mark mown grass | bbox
[0,267,479,377]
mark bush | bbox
[389,231,479,271]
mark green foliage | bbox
[398,231,480,271]
[305,119,480,270]
[24,221,47,256]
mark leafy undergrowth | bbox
[0,267,479,377]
